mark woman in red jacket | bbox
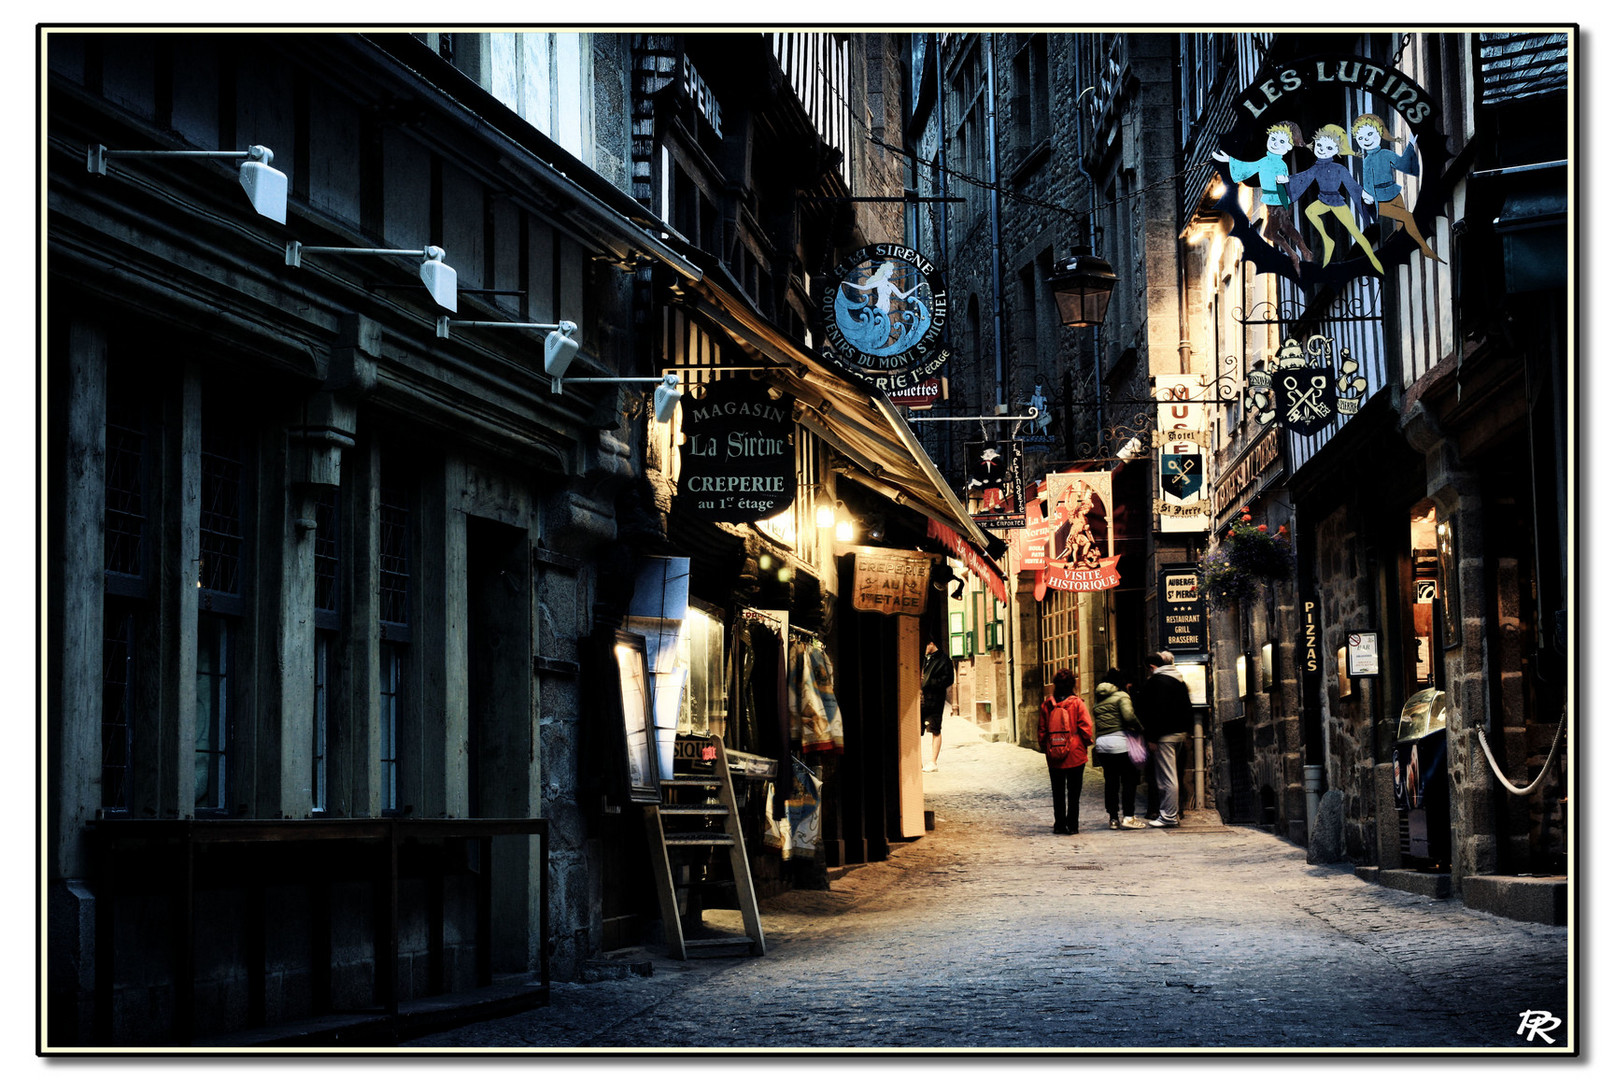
[1038,668,1095,834]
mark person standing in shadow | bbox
[920,640,954,772]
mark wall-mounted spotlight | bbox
[88,143,289,224]
[539,322,682,422]
[551,371,682,424]
[436,316,581,374]
[286,241,458,312]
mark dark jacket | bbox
[1139,665,1193,740]
[921,651,954,715]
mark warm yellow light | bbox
[834,517,856,543]
[816,502,835,529]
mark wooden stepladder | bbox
[644,735,766,959]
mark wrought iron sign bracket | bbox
[907,407,1040,423]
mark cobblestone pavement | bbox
[407,721,1574,1053]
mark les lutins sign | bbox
[1210,53,1451,286]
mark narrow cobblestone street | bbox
[408,721,1573,1053]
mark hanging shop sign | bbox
[1035,470,1121,598]
[889,376,943,411]
[677,378,795,523]
[1159,565,1208,656]
[1208,54,1452,287]
[964,439,1026,529]
[1022,381,1057,448]
[925,518,1008,605]
[851,550,933,616]
[1245,334,1368,435]
[1154,375,1212,533]
[1301,596,1325,676]
[821,244,950,394]
[1213,425,1285,525]
[680,54,723,139]
[1017,483,1051,575]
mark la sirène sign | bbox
[678,378,795,524]
[821,244,949,394]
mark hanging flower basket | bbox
[1198,509,1294,611]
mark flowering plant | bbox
[1198,509,1294,611]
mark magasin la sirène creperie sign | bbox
[678,378,795,524]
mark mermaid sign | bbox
[821,244,950,394]
[1208,53,1455,286]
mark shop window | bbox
[678,602,727,736]
[1410,500,1441,687]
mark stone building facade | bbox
[1175,31,1571,911]
[45,28,993,1047]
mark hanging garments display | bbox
[792,637,843,754]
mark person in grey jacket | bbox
[1091,668,1146,829]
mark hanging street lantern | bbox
[1049,247,1118,328]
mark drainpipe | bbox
[981,37,1019,738]
[935,33,952,477]
[1071,60,1102,441]
[984,38,1006,410]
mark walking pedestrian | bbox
[920,639,954,772]
[1140,650,1193,828]
[1092,667,1146,829]
[1038,668,1094,834]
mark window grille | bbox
[313,634,331,813]
[104,408,145,580]
[313,488,341,621]
[378,484,411,631]
[379,642,403,813]
[199,424,243,599]
[195,613,230,811]
[100,603,134,812]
